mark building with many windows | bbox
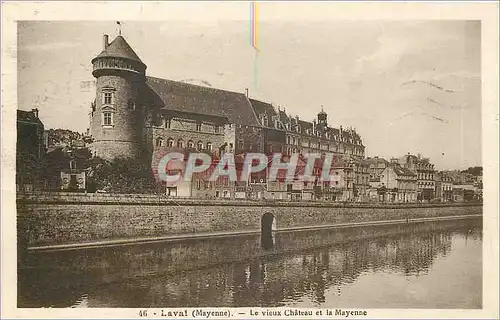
[396,153,435,201]
[89,34,263,162]
[87,33,367,199]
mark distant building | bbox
[379,164,418,203]
[17,109,45,193]
[365,156,389,181]
[435,172,454,202]
[397,154,435,201]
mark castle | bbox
[88,33,366,164]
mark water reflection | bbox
[18,218,482,308]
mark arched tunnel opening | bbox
[261,212,275,250]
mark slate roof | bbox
[392,165,417,176]
[146,76,260,126]
[365,157,389,166]
[94,35,144,63]
[17,110,43,125]
[249,99,277,119]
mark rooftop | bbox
[93,35,144,64]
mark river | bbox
[18,217,482,308]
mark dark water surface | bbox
[19,218,482,308]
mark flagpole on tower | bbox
[117,21,122,35]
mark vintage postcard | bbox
[1,1,499,319]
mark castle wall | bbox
[17,193,482,248]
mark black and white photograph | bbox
[1,1,499,319]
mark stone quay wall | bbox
[17,192,483,248]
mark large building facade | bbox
[88,33,366,199]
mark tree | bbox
[87,156,157,194]
[462,166,482,176]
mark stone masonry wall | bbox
[17,193,482,247]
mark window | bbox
[196,122,202,131]
[196,180,201,190]
[128,99,135,110]
[156,137,164,147]
[238,139,244,149]
[165,119,171,129]
[103,112,113,126]
[69,160,76,170]
[214,125,220,133]
[188,140,194,149]
[104,92,113,104]
[167,138,174,147]
[197,141,203,150]
[177,139,184,148]
[206,142,212,151]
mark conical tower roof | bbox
[93,35,143,63]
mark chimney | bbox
[245,88,249,98]
[31,108,39,118]
[103,34,109,50]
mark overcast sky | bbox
[17,9,481,170]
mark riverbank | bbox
[17,192,482,249]
[27,213,481,252]
[17,192,481,208]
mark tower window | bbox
[165,118,171,129]
[206,142,212,151]
[177,139,184,148]
[196,122,202,131]
[197,141,203,150]
[103,112,113,126]
[104,92,113,104]
[188,140,194,149]
[214,125,220,133]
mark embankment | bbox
[16,192,482,249]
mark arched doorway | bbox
[261,212,275,250]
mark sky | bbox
[17,8,481,170]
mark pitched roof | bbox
[392,166,417,176]
[145,76,260,126]
[365,157,389,165]
[17,110,43,125]
[94,35,143,63]
[249,99,277,119]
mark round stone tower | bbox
[89,34,147,160]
